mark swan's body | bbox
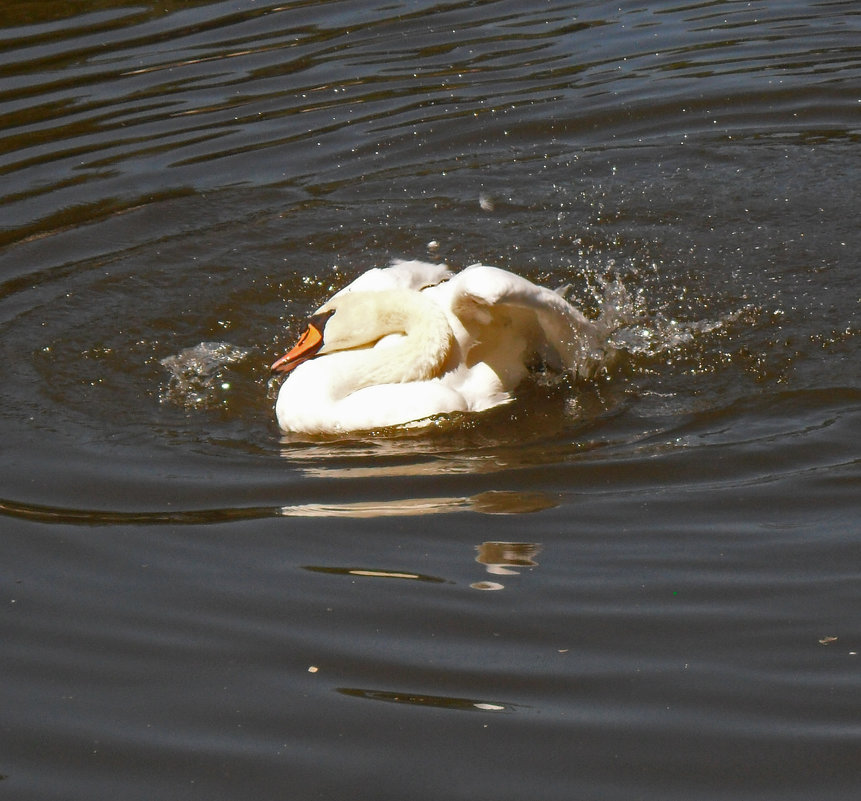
[272,260,611,434]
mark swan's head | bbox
[270,291,413,375]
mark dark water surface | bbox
[1,1,859,799]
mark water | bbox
[1,1,859,798]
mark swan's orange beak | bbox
[270,322,325,374]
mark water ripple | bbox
[1,4,859,800]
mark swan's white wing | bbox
[333,259,452,298]
[430,263,606,383]
[275,350,469,433]
[275,260,609,433]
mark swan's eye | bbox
[308,309,335,330]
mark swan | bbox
[271,260,611,434]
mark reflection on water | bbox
[303,540,543,592]
[472,541,542,590]
[476,542,542,575]
[280,490,557,518]
[337,688,511,714]
[0,490,554,524]
[0,496,279,526]
[278,418,614,480]
[304,566,447,584]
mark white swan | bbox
[271,260,611,434]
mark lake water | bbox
[1,1,859,799]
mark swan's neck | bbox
[329,290,455,398]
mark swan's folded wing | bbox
[333,259,452,298]
[443,263,606,379]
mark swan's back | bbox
[428,263,606,383]
[332,259,452,298]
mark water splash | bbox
[160,341,252,409]
[610,307,753,359]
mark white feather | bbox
[273,260,610,434]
